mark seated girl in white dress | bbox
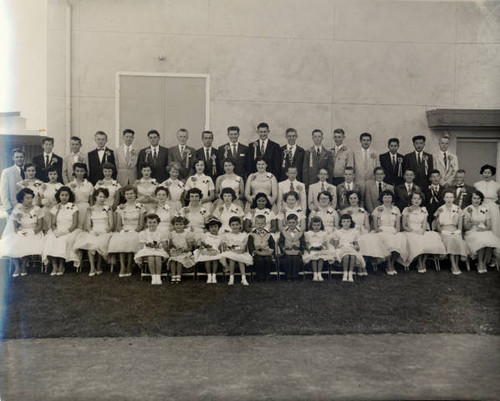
[73,187,114,276]
[39,166,63,232]
[278,191,306,232]
[134,163,158,213]
[168,215,196,283]
[308,190,339,234]
[402,191,446,273]
[303,216,333,282]
[94,162,121,210]
[214,157,245,210]
[243,193,278,234]
[212,187,245,233]
[194,217,223,284]
[184,158,216,212]
[332,213,366,283]
[108,185,145,277]
[152,186,172,236]
[134,214,169,285]
[42,186,81,275]
[220,217,253,286]
[16,163,44,206]
[0,188,44,277]
[463,189,500,273]
[68,163,94,228]
[434,190,469,275]
[160,161,185,214]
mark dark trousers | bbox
[281,254,302,279]
[253,255,273,281]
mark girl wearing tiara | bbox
[168,215,195,283]
[194,217,223,284]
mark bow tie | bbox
[457,184,464,188]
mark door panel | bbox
[457,139,498,184]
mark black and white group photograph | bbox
[0,0,499,400]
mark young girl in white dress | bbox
[194,217,223,284]
[434,190,469,275]
[108,185,145,277]
[309,190,339,234]
[135,163,158,213]
[16,163,44,206]
[303,216,332,282]
[39,166,63,231]
[1,188,44,277]
[152,186,172,236]
[220,217,253,286]
[212,187,245,232]
[73,187,114,276]
[243,193,278,233]
[94,162,121,210]
[135,214,169,285]
[42,186,81,275]
[402,191,446,273]
[463,189,500,273]
[168,215,195,283]
[214,158,245,210]
[160,161,185,214]
[332,214,365,283]
[278,191,306,232]
[184,159,215,211]
[68,163,94,228]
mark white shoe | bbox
[317,273,324,282]
[206,275,212,284]
[212,273,217,284]
[89,271,96,277]
[342,273,348,282]
[241,276,249,286]
[228,275,234,286]
[348,272,354,282]
[312,273,318,281]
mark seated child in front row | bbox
[278,213,305,281]
[167,215,195,284]
[248,214,275,281]
[303,216,332,282]
[134,214,169,285]
[194,217,223,284]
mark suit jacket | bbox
[32,153,64,183]
[449,184,474,209]
[217,142,248,179]
[423,185,446,222]
[402,152,433,189]
[278,145,305,182]
[167,145,195,181]
[62,152,88,184]
[88,147,117,185]
[302,146,334,188]
[331,145,353,179]
[0,165,23,213]
[308,181,337,211]
[352,148,380,185]
[138,146,168,183]
[336,182,362,210]
[278,179,307,211]
[195,147,220,181]
[379,152,404,187]
[115,146,139,187]
[364,181,394,214]
[394,183,421,211]
[247,139,282,178]
[433,151,459,187]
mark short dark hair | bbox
[344,166,354,173]
[251,193,272,210]
[456,169,466,175]
[145,213,161,223]
[309,216,325,230]
[122,129,135,136]
[16,188,35,203]
[70,136,82,143]
[101,162,115,172]
[41,137,54,145]
[388,137,399,146]
[12,148,25,157]
[360,132,372,141]
[228,216,242,225]
[286,213,298,221]
[378,189,394,203]
[139,162,153,171]
[227,126,240,133]
[186,188,203,200]
[223,158,236,167]
[404,168,415,175]
[155,186,169,196]
[429,169,441,176]
[339,214,355,228]
[442,189,456,198]
[201,130,213,138]
[412,135,426,143]
[285,128,297,135]
[95,131,107,138]
[470,189,484,204]
[55,186,75,203]
[333,128,345,136]
[374,166,385,175]
[346,189,362,203]
[220,187,237,201]
[23,163,35,172]
[480,164,496,176]
[257,122,269,130]
[46,165,59,175]
[171,215,189,226]
[147,130,160,137]
[93,187,110,200]
[121,185,138,196]
[317,190,333,202]
[411,190,425,204]
[283,190,299,202]
[312,129,323,136]
[72,162,88,178]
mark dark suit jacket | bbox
[32,153,64,183]
[380,152,404,186]
[217,142,248,179]
[302,147,334,188]
[278,145,305,182]
[87,148,117,185]
[423,185,446,223]
[167,145,196,181]
[137,146,169,183]
[246,139,281,178]
[402,152,433,189]
[394,183,421,211]
[449,184,474,209]
[195,147,220,181]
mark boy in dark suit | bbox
[246,122,281,177]
[167,129,195,181]
[394,169,421,211]
[278,128,305,182]
[379,137,404,186]
[137,129,169,183]
[336,167,362,210]
[217,126,248,179]
[32,137,63,183]
[302,129,334,188]
[195,130,219,181]
[278,213,305,281]
[247,214,276,281]
[449,169,474,209]
[402,135,433,189]
[423,169,446,225]
[87,131,116,185]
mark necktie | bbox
[125,148,131,164]
[406,184,411,195]
[458,188,464,208]
[20,167,25,180]
[181,146,185,154]
[417,152,422,165]
[321,182,325,191]
[363,150,368,165]
[45,155,50,167]
[288,147,293,163]
[290,182,295,192]
[443,152,447,167]
[260,141,265,156]
[392,155,396,168]
[316,148,320,157]
[378,182,382,196]
[153,149,157,163]
[206,149,210,162]
[232,144,237,157]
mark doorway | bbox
[456,135,500,184]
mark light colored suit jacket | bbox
[115,146,139,187]
[0,165,23,213]
[364,180,394,214]
[433,151,459,187]
[278,179,307,211]
[308,181,337,211]
[352,148,380,183]
[331,145,353,178]
[62,152,88,184]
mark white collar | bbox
[229,141,238,147]
[124,145,133,151]
[287,144,296,151]
[44,152,53,158]
[415,150,422,156]
[150,146,159,151]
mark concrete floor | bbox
[1,334,498,401]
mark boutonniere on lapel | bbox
[254,141,259,159]
[145,148,151,156]
[266,172,273,179]
[69,181,77,190]
[224,144,230,159]
[480,208,486,215]
[77,155,85,163]
[183,150,192,169]
[131,149,137,156]
[191,176,197,182]
[397,156,403,177]
[14,212,23,222]
[199,209,207,216]
[134,203,143,211]
[377,206,384,213]
[251,174,257,181]
[423,154,429,174]
[295,184,302,192]
[202,179,209,185]
[33,181,42,188]
[50,158,58,166]
[282,148,291,168]
[358,207,365,213]
[447,154,453,162]
[370,153,377,160]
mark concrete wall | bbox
[47,0,500,156]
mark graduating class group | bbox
[1,123,499,286]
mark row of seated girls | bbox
[1,174,499,285]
